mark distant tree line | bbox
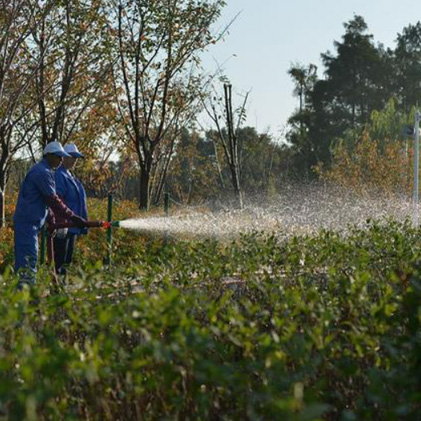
[287,15,421,179]
[3,7,421,224]
[58,126,290,208]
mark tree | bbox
[288,63,317,128]
[369,97,415,143]
[0,0,37,227]
[112,0,225,210]
[166,126,283,204]
[317,131,412,196]
[206,83,248,208]
[316,99,416,196]
[165,128,219,204]
[287,63,318,177]
[321,16,389,128]
[287,15,393,176]
[395,22,421,113]
[24,0,113,150]
[234,127,278,195]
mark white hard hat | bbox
[43,141,71,157]
[64,143,84,158]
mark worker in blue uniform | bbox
[13,141,87,287]
[53,143,88,275]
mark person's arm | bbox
[44,194,87,227]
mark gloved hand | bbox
[72,215,88,229]
[56,228,68,239]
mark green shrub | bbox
[0,219,420,419]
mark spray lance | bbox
[49,220,121,230]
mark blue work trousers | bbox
[14,221,40,286]
[53,233,76,276]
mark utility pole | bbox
[414,110,420,225]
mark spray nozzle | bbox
[101,221,120,229]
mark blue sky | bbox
[201,0,421,139]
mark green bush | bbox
[0,219,421,419]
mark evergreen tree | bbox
[321,16,388,128]
[287,16,393,175]
[395,22,421,112]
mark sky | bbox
[200,0,421,140]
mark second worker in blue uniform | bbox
[53,143,88,276]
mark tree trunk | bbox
[224,83,244,209]
[230,163,243,209]
[151,141,176,206]
[0,188,5,228]
[139,166,150,210]
[0,128,9,228]
[213,141,226,189]
[0,155,9,228]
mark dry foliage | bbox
[315,131,413,196]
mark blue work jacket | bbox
[13,158,56,228]
[55,165,88,235]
